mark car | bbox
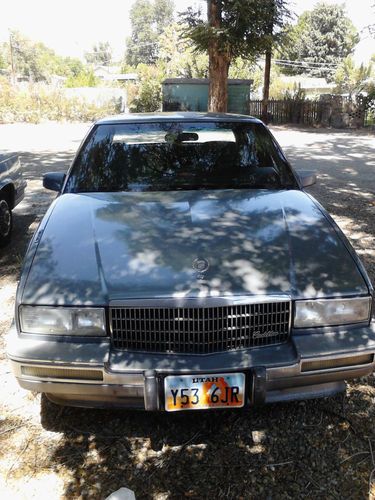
[0,154,26,246]
[6,112,375,411]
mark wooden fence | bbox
[249,99,324,125]
[249,97,372,127]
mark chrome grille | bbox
[110,301,290,354]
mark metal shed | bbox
[162,78,252,114]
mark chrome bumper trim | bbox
[9,350,375,409]
[266,381,346,403]
[10,360,144,386]
[7,320,375,409]
[109,295,292,308]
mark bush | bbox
[129,64,162,112]
[0,78,120,123]
[64,69,99,88]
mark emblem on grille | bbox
[192,258,209,279]
[253,331,278,339]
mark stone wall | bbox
[319,95,365,128]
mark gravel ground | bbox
[0,123,374,500]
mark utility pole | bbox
[261,50,271,124]
[9,31,16,85]
[262,6,275,125]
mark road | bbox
[0,122,374,499]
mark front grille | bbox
[110,301,290,354]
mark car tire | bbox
[0,195,13,247]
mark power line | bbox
[274,58,338,67]
[273,61,338,71]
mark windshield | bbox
[64,121,297,193]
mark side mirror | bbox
[298,170,317,188]
[43,172,66,192]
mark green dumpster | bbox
[162,78,252,114]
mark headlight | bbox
[294,297,371,328]
[19,306,106,336]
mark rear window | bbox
[64,121,297,193]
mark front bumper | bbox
[6,322,375,409]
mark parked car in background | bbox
[6,112,375,411]
[0,155,26,246]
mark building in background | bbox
[93,65,138,83]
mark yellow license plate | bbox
[164,373,245,411]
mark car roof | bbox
[96,111,263,125]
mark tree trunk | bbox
[208,46,230,112]
[207,0,230,113]
[262,49,272,123]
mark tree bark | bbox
[207,0,230,112]
[262,49,272,123]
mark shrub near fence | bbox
[249,99,324,125]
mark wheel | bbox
[0,196,13,247]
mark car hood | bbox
[21,190,368,305]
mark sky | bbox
[0,0,374,63]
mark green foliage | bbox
[0,45,7,71]
[57,57,85,78]
[249,64,302,99]
[280,3,359,80]
[85,42,112,66]
[8,31,51,81]
[228,58,258,80]
[282,84,306,101]
[179,0,291,61]
[129,64,163,112]
[334,57,373,98]
[274,20,307,75]
[0,77,120,123]
[363,4,375,40]
[2,31,85,82]
[364,82,375,125]
[153,0,175,34]
[269,74,296,99]
[158,23,208,78]
[64,69,98,88]
[126,0,174,66]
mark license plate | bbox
[164,372,245,411]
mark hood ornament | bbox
[193,258,209,280]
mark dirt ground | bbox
[0,122,374,499]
